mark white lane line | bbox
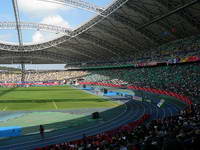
[52,100,58,109]
[2,107,7,111]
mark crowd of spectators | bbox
[25,71,87,82]
[157,35,200,56]
[136,35,200,63]
[36,104,200,150]
[83,62,200,101]
[0,72,21,82]
[0,71,87,82]
[1,62,199,103]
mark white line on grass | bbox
[2,107,7,111]
[52,100,58,109]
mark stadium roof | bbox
[0,0,200,64]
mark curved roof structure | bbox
[0,0,200,64]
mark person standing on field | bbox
[39,125,45,139]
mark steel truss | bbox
[39,0,129,16]
[38,0,105,15]
[1,0,199,64]
[0,22,72,34]
[0,0,129,52]
[12,0,25,81]
[0,21,137,58]
[12,0,23,46]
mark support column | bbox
[21,63,25,83]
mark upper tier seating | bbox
[83,62,200,101]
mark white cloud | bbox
[32,31,45,43]
[41,15,70,28]
[32,15,71,43]
[18,0,72,43]
[18,0,70,15]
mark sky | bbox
[0,0,114,70]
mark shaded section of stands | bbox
[82,62,199,102]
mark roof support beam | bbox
[12,0,23,46]
[0,22,72,35]
[80,33,124,58]
[110,13,159,46]
[0,0,131,53]
[125,3,179,39]
[12,0,25,82]
[155,0,200,31]
[137,0,200,30]
[96,24,140,51]
[38,0,105,15]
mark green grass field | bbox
[0,86,118,111]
